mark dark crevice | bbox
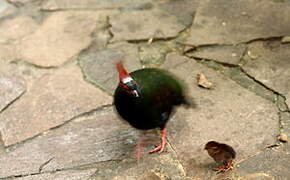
[240,36,283,45]
[127,36,177,44]
[166,139,187,176]
[106,16,114,43]
[186,55,239,68]
[40,8,118,12]
[10,59,59,70]
[0,89,26,114]
[39,157,54,173]
[0,159,122,180]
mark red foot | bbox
[213,161,233,173]
[149,128,167,154]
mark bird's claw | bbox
[149,128,167,154]
[213,163,233,173]
[149,144,165,153]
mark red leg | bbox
[134,135,144,163]
[213,160,234,173]
[149,128,167,154]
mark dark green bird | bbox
[114,62,190,154]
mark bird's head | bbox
[204,141,220,153]
[116,61,141,98]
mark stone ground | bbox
[0,0,289,179]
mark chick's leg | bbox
[213,160,234,173]
[149,128,167,153]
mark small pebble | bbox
[278,133,288,142]
[196,73,213,89]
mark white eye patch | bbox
[122,77,133,84]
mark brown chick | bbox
[204,141,236,173]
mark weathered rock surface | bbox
[242,41,290,106]
[237,148,290,179]
[163,53,278,178]
[90,150,185,180]
[186,0,290,46]
[186,44,246,65]
[0,74,26,112]
[282,36,290,43]
[0,16,38,62]
[78,42,141,95]
[109,8,185,42]
[41,0,152,11]
[0,0,16,19]
[279,112,290,142]
[19,11,107,67]
[156,0,200,27]
[0,65,112,147]
[0,107,153,178]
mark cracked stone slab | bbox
[78,42,141,95]
[162,53,278,179]
[0,65,112,147]
[242,40,290,107]
[109,8,186,42]
[0,74,26,112]
[41,0,152,11]
[19,11,109,67]
[0,107,137,178]
[186,0,290,46]
[186,44,246,65]
[237,148,290,179]
[18,169,97,180]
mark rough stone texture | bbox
[279,112,290,141]
[19,169,96,180]
[0,16,38,42]
[0,74,26,112]
[0,0,16,19]
[139,42,171,67]
[186,44,246,65]
[90,151,185,180]
[237,148,290,180]
[156,0,200,27]
[163,53,278,179]
[0,107,152,178]
[186,0,290,46]
[109,8,186,42]
[282,36,290,43]
[0,16,38,62]
[19,11,107,67]
[0,65,112,147]
[0,106,185,179]
[242,41,290,105]
[286,97,290,109]
[41,0,152,10]
[78,42,141,95]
